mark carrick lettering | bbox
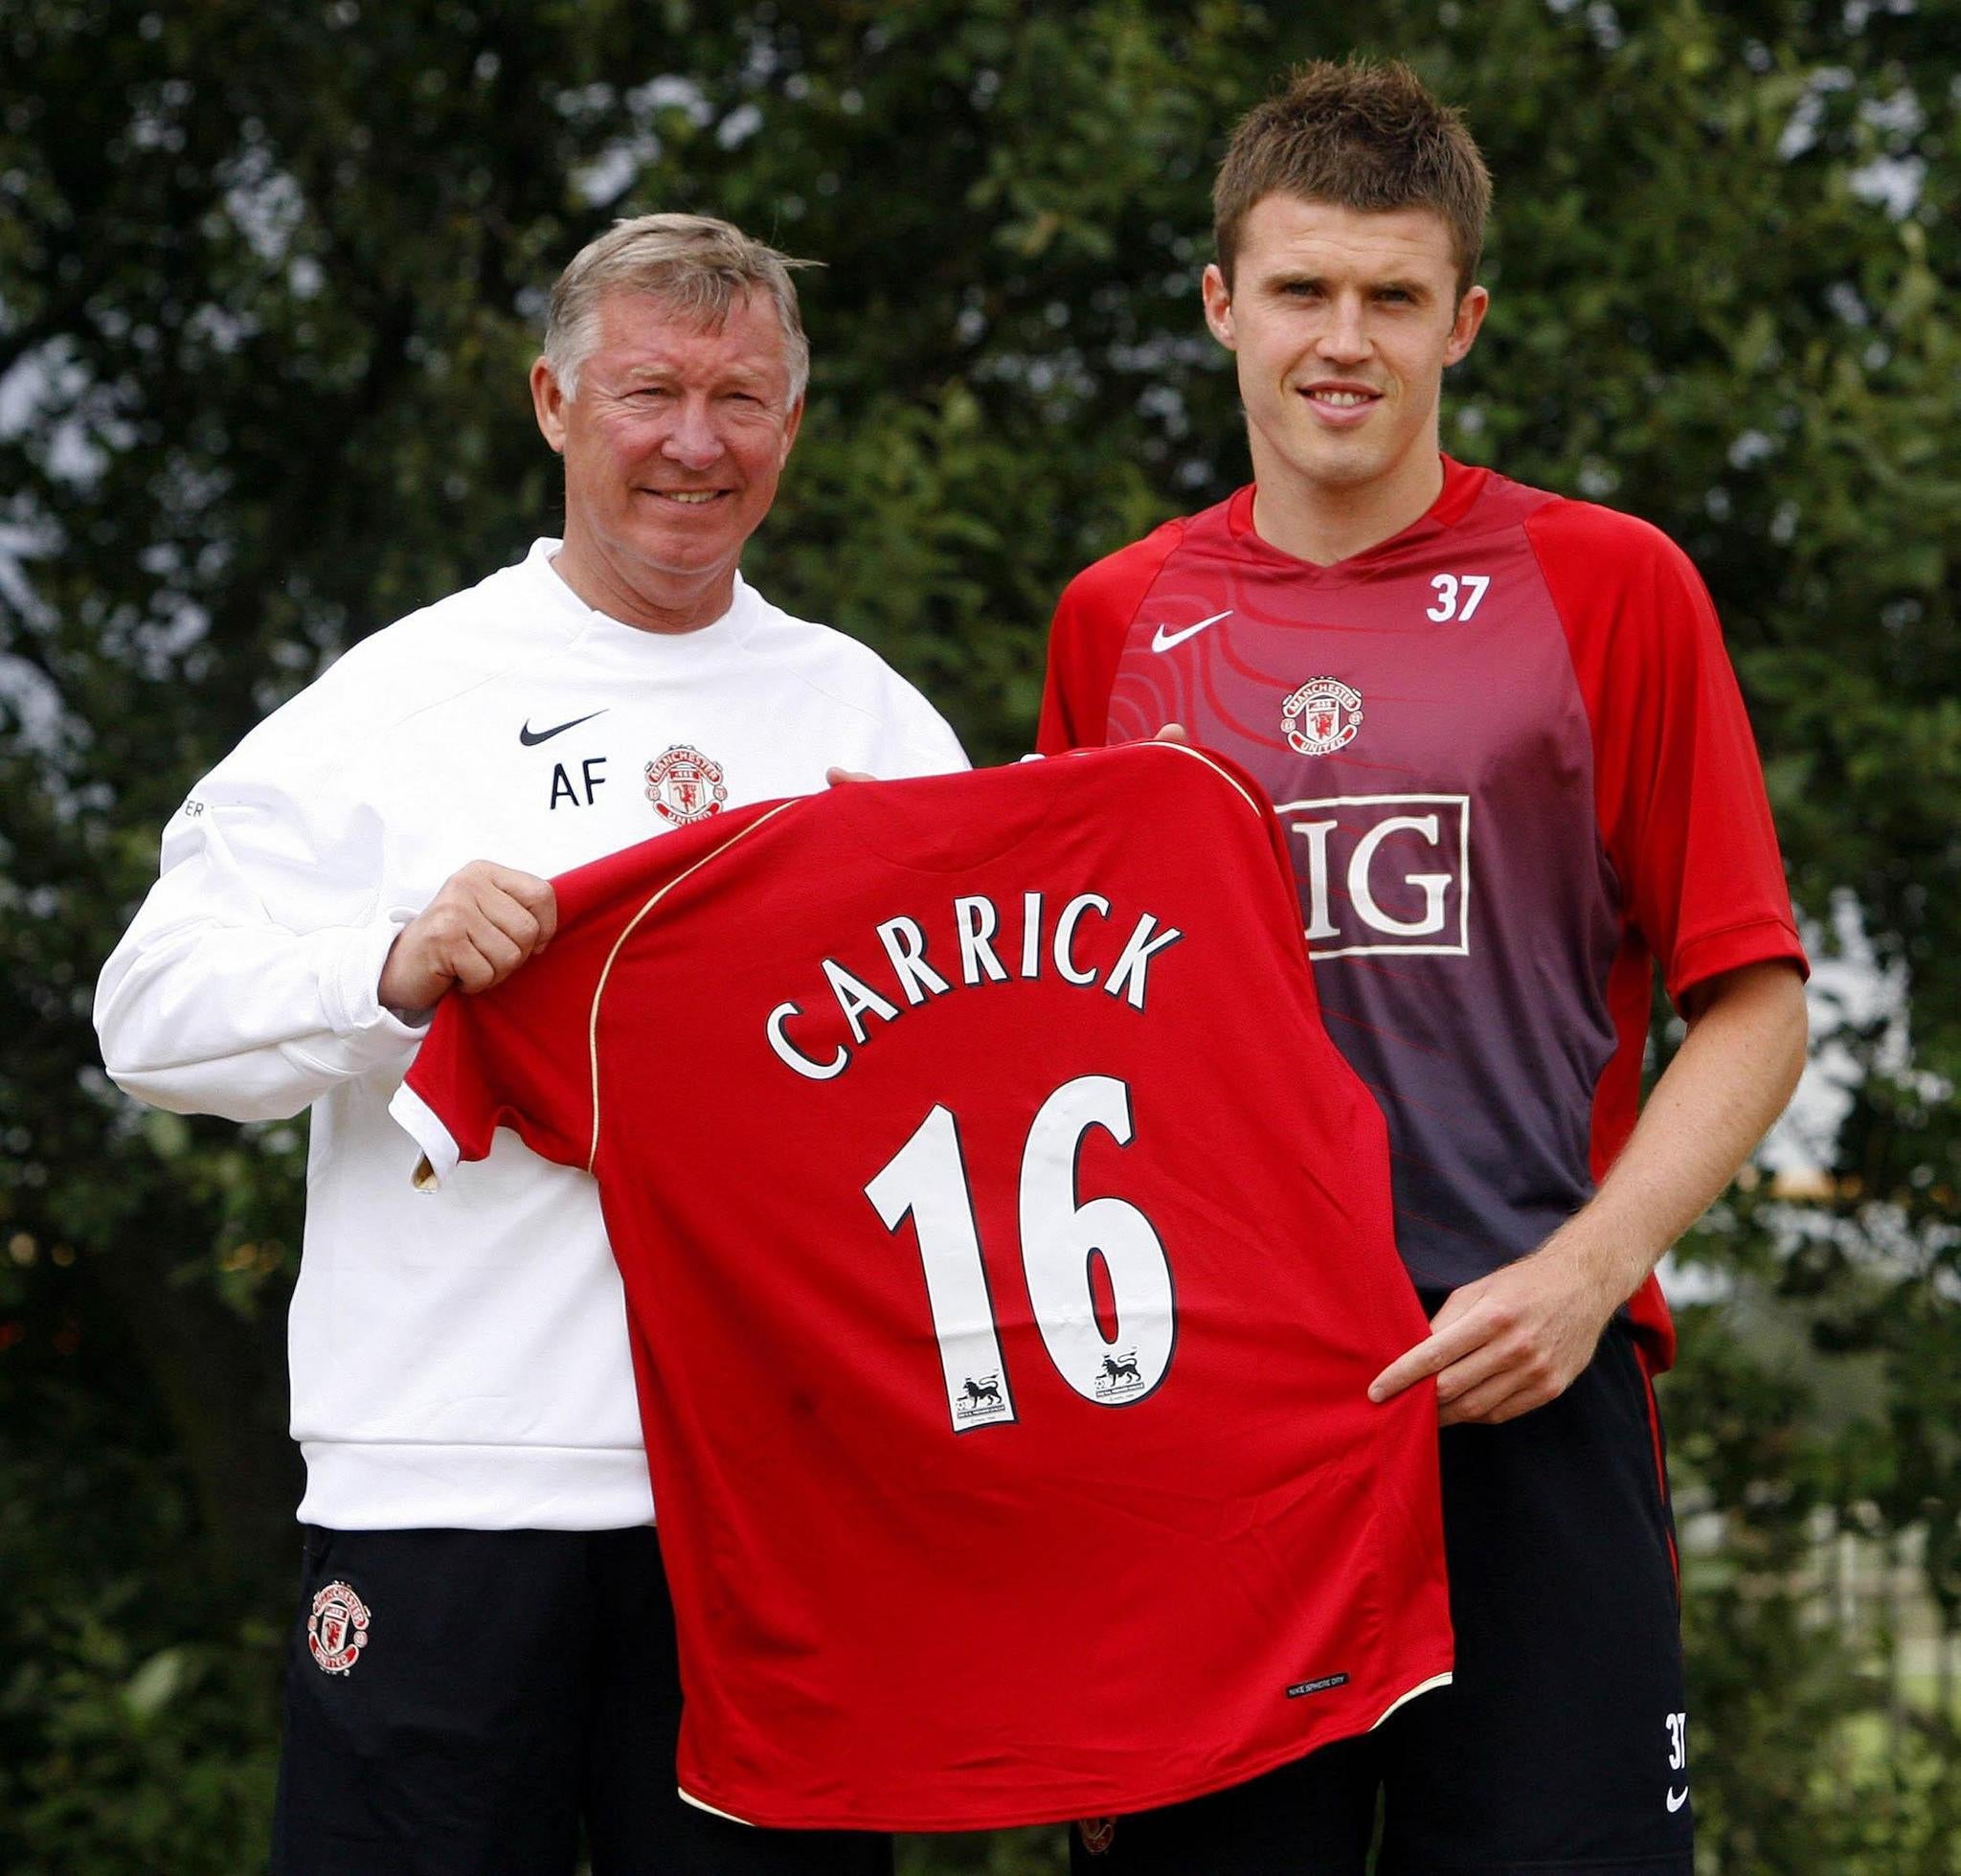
[765,891,1183,1079]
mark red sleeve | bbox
[1035,521,1186,754]
[392,911,616,1185]
[392,800,794,1184]
[1525,500,1808,1005]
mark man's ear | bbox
[530,356,569,454]
[1201,262,1237,351]
[1444,284,1489,368]
[778,394,805,465]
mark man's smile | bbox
[1297,380,1386,424]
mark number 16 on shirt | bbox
[865,1074,1175,1434]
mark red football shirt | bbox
[393,742,1453,1831]
[1040,463,1809,1368]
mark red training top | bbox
[1040,462,1809,1369]
[394,742,1453,1832]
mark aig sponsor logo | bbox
[1279,794,1472,960]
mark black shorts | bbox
[271,1524,890,1876]
[1070,1312,1693,1874]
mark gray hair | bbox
[542,213,815,406]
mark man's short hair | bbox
[543,213,816,404]
[1213,59,1491,298]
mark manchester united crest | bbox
[307,1580,372,1676]
[1281,677,1364,756]
[644,745,729,825]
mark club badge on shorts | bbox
[1077,1818,1117,1856]
[645,745,729,825]
[307,1580,372,1675]
[1281,677,1364,756]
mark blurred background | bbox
[3,2,1957,1869]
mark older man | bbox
[96,215,961,1875]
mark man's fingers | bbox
[526,878,558,948]
[1439,1375,1544,1429]
[454,926,523,993]
[379,864,555,1009]
[481,922,526,978]
[1368,1311,1491,1403]
[446,937,500,995]
[1427,1332,1514,1403]
[478,868,557,948]
[1152,723,1190,745]
[477,885,552,959]
[825,765,875,787]
[1367,1342,1441,1405]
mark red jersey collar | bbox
[1225,456,1489,576]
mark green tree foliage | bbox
[2,2,1955,1868]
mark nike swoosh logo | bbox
[1150,610,1231,653]
[1666,1787,1689,1813]
[519,710,608,747]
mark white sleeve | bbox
[94,675,429,1123]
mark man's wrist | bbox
[1537,1212,1659,1320]
[376,930,431,1021]
[342,913,433,1040]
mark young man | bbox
[97,215,963,1874]
[1040,61,1809,1875]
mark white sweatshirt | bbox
[96,542,968,1530]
